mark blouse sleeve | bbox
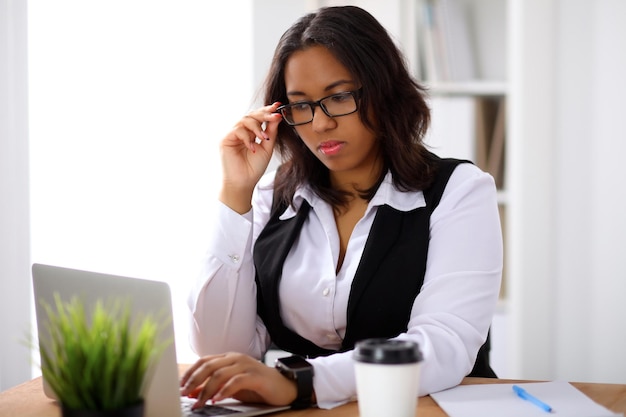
[186,172,276,359]
[310,164,503,409]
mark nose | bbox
[311,105,337,132]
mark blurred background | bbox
[2,0,625,392]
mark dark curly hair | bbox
[263,5,437,210]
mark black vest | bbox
[253,158,495,378]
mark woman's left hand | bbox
[179,352,297,410]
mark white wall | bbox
[22,0,313,384]
[586,1,626,382]
[1,0,312,392]
[27,0,256,368]
[552,0,626,384]
[511,0,626,383]
[0,0,32,391]
[552,0,598,383]
[252,0,310,100]
[507,0,558,381]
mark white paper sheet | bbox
[430,381,623,417]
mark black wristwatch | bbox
[275,355,314,409]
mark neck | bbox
[329,160,384,196]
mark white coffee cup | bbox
[353,338,423,417]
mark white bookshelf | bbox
[416,0,511,377]
[427,81,508,96]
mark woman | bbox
[181,5,502,410]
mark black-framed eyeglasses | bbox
[276,88,362,126]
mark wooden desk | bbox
[2,376,625,417]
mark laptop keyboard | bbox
[192,405,240,415]
[182,402,240,415]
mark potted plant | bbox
[38,293,170,417]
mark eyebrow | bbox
[286,79,355,97]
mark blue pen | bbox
[512,385,553,413]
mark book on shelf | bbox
[426,96,506,189]
[498,203,507,300]
[487,98,505,189]
[418,0,477,83]
[475,97,506,189]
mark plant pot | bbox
[61,401,144,417]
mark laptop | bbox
[32,263,290,417]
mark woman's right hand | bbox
[218,102,283,214]
[180,352,298,410]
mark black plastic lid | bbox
[353,339,423,364]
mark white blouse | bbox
[187,163,503,409]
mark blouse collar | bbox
[279,171,426,220]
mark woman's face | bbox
[283,45,381,185]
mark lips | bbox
[318,141,345,156]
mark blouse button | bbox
[228,254,240,263]
[322,287,330,297]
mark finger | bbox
[251,105,282,154]
[249,101,282,122]
[212,365,293,406]
[192,366,234,409]
[208,356,270,403]
[242,115,269,143]
[243,102,283,144]
[184,354,244,403]
[265,101,283,129]
[181,367,213,396]
[264,113,282,141]
[233,118,265,154]
[211,373,251,403]
[226,123,258,152]
[184,384,204,399]
[241,104,276,136]
[180,354,226,392]
[180,357,209,387]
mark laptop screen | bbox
[32,263,183,417]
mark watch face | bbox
[277,356,311,370]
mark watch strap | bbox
[276,356,314,409]
[290,365,313,409]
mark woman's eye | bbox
[292,103,310,112]
[330,93,351,103]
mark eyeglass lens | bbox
[280,91,358,125]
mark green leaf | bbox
[37,293,170,411]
